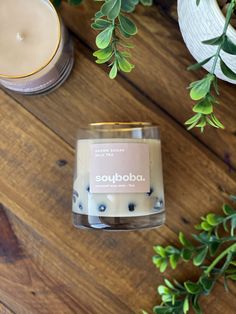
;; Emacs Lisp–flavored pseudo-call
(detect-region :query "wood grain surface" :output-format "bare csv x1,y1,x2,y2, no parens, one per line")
0,1,235,313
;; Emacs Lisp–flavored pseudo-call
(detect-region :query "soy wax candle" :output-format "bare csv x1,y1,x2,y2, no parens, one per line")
0,0,74,95
72,123,165,230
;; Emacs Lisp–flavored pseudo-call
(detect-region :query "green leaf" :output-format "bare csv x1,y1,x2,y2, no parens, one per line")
187,56,213,71
193,99,213,115
153,306,172,314
208,241,220,256
202,35,223,45
109,62,118,79
211,114,224,129
189,76,213,100
95,10,104,19
160,260,168,273
118,25,131,38
223,204,235,216
183,296,189,314
227,274,236,280
121,0,139,13
206,213,223,226
107,0,121,20
185,113,201,125
152,256,163,267
93,45,113,59
164,279,175,290
192,296,202,314
101,0,116,16
117,54,134,72
181,248,192,261
184,281,202,294
153,245,166,257
95,26,114,49
179,232,193,249
200,276,215,293
220,59,236,80
158,285,170,295
222,36,236,55
91,19,112,30
230,216,236,236
200,221,212,231
193,247,208,266
169,254,179,269
95,54,112,64
118,14,137,35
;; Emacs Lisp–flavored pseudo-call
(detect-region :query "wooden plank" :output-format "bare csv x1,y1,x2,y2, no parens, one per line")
59,1,236,169
0,93,235,313
0,303,14,314
0,205,82,313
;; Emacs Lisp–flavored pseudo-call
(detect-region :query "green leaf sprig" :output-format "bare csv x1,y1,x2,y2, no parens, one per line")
148,199,236,314
92,0,152,78
185,0,236,132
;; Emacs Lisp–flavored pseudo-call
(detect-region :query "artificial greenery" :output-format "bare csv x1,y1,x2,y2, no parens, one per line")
56,0,236,131
185,0,236,132
143,197,236,314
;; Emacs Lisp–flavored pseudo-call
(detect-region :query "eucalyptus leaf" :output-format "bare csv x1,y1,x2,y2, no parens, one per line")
220,59,236,80
202,35,223,45
193,247,208,266
93,45,113,59
91,19,112,30
95,26,114,49
222,36,236,55
109,62,118,79
107,0,121,20
118,14,137,35
187,56,213,71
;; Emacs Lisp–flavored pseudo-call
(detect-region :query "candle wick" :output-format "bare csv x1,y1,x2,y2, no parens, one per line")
16,32,24,42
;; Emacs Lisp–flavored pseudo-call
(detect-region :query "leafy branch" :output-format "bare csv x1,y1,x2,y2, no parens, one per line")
145,198,236,314
185,0,236,132
92,0,152,79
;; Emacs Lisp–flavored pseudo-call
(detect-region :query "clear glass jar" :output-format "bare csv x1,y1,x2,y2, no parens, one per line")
0,1,74,95
72,122,165,231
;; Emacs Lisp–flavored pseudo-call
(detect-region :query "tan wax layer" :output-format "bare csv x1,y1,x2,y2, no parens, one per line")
0,0,60,77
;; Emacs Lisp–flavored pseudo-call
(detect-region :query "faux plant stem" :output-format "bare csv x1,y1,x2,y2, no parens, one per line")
205,243,236,275
210,0,235,73
186,0,236,131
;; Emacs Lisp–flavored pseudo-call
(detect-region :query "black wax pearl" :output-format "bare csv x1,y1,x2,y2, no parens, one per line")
73,190,79,203
98,204,106,212
128,203,136,212
147,187,153,196
73,190,79,197
86,186,90,193
154,199,164,210
78,203,83,210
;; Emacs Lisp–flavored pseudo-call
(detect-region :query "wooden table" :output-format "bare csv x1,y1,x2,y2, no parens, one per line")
0,1,235,313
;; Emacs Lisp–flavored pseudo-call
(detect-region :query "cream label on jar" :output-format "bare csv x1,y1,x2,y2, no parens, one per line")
90,143,150,193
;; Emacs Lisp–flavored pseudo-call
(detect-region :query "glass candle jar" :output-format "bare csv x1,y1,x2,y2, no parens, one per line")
72,122,165,231
0,0,74,95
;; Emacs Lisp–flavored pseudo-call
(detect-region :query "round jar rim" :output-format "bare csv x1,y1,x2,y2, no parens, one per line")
89,122,159,131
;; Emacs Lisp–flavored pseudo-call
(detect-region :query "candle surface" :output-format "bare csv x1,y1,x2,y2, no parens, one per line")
0,0,60,77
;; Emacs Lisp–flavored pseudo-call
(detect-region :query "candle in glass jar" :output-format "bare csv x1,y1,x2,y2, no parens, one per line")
0,0,74,95
72,123,165,231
